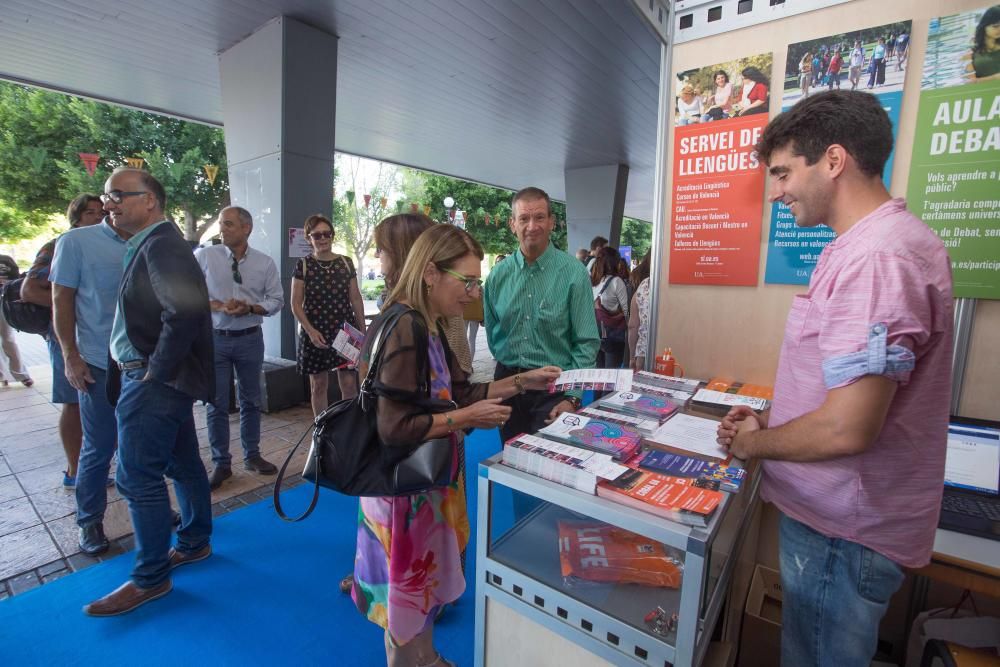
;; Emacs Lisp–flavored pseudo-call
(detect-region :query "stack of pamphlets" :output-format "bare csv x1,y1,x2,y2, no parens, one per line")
631,371,702,405
596,469,723,527
579,406,661,435
537,412,642,461
691,388,769,414
643,413,731,462
502,434,628,494
592,391,680,423
633,450,746,493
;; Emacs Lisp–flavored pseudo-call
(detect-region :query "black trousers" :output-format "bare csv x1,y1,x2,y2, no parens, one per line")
494,362,569,443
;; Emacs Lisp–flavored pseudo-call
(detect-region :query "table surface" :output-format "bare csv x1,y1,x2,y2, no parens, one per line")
931,528,1000,577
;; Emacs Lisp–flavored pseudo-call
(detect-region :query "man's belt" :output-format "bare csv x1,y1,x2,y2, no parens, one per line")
118,359,147,371
214,326,261,338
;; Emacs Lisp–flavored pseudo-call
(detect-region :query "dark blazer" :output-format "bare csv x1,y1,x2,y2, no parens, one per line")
108,222,214,404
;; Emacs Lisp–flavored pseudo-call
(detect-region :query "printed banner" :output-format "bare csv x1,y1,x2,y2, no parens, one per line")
764,21,913,284
669,53,773,286
907,6,1000,300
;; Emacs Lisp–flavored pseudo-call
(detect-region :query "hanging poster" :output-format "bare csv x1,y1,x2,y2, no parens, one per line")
287,228,313,258
764,20,913,285
669,53,773,286
907,5,1000,300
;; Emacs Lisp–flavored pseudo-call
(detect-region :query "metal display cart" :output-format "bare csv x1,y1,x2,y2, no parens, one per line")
473,453,761,666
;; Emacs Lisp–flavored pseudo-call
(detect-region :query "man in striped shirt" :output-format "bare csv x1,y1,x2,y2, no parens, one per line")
484,187,600,443
717,91,953,666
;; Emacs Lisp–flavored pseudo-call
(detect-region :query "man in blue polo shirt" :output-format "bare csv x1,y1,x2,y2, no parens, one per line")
194,206,284,489
50,214,131,554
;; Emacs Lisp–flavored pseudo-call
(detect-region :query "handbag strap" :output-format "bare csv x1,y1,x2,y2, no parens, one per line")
272,422,319,522
595,276,624,316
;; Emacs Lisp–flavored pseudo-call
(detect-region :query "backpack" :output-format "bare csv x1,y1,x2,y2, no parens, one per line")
0,277,51,335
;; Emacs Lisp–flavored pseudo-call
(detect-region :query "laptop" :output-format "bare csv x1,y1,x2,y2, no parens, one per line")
938,415,1000,541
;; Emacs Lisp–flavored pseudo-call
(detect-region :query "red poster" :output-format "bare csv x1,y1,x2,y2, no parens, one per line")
668,114,768,286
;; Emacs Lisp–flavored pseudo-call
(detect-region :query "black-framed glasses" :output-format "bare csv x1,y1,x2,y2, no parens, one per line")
309,231,333,240
100,190,148,205
440,266,483,293
231,257,243,285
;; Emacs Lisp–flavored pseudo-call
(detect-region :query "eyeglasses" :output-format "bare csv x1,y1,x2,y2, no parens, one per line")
100,190,148,205
308,231,333,240
231,257,243,285
440,266,483,293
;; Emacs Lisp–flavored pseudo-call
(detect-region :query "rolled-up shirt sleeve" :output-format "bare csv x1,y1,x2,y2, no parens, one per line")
818,252,941,390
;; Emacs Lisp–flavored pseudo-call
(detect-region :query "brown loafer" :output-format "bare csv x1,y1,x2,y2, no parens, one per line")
83,579,172,616
168,544,212,569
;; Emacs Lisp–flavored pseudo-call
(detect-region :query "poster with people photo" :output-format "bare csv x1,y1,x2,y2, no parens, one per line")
669,53,772,286
763,21,913,285
908,5,1000,299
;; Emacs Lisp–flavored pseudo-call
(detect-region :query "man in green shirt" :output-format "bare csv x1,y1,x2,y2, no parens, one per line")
484,186,600,443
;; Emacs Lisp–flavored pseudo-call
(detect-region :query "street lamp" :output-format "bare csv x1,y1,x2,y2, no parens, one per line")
443,196,455,223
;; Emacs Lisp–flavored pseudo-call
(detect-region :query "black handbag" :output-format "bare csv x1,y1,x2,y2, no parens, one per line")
273,305,458,522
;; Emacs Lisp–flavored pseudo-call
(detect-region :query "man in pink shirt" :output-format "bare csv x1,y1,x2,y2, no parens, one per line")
718,90,953,666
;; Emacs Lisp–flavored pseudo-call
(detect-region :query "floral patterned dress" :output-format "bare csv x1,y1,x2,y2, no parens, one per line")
352,322,479,645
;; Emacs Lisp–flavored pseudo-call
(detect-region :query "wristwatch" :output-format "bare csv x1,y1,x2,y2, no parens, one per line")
564,395,582,410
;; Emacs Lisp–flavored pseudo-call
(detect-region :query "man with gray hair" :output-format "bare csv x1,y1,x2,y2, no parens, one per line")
194,206,284,489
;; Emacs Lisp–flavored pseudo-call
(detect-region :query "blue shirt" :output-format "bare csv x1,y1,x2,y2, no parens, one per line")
194,244,284,330
50,221,128,369
110,221,168,364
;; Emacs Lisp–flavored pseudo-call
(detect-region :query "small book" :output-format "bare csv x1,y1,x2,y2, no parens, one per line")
629,381,696,406
579,406,661,434
502,434,627,494
634,371,701,394
594,391,680,421
643,413,731,462
636,450,746,493
691,388,769,413
537,412,642,461
596,469,723,527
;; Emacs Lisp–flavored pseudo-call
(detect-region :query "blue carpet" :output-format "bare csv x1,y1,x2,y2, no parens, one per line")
1,428,505,666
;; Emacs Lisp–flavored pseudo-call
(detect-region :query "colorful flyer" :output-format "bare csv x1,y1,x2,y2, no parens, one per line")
907,6,1000,300
764,21,912,285
669,53,773,286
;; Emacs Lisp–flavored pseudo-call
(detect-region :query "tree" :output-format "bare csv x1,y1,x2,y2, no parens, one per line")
333,155,401,277
0,82,229,243
416,174,569,255
620,217,653,261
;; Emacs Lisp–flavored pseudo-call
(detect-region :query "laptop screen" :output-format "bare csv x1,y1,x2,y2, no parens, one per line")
945,418,1000,496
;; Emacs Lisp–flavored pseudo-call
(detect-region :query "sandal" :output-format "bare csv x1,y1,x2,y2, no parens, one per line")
21,378,33,387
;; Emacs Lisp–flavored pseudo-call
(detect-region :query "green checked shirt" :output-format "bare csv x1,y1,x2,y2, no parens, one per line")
484,243,600,375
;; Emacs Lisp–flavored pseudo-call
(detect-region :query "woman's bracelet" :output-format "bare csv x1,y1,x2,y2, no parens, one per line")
513,374,525,395
445,413,456,433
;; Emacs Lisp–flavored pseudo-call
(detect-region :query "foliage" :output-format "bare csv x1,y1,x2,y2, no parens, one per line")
415,174,569,255
360,279,386,300
619,217,653,261
0,82,229,243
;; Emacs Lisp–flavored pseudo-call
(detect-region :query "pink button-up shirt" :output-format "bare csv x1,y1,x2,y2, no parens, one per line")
761,198,954,568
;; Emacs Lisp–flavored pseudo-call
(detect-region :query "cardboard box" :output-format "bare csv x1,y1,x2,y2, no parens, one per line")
738,565,783,667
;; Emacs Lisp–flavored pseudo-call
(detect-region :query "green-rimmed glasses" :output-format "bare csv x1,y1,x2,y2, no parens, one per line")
439,266,483,293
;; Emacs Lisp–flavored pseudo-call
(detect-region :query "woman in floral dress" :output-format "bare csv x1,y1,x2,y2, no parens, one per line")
351,224,559,667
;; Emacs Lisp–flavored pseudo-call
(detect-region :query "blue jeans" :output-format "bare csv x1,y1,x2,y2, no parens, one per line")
76,364,117,527
779,513,904,667
207,330,264,466
116,370,212,588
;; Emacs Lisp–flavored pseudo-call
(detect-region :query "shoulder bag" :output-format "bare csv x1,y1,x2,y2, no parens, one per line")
273,304,457,521
594,277,627,343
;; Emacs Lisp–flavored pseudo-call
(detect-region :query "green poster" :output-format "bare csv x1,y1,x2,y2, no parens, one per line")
908,7,1000,300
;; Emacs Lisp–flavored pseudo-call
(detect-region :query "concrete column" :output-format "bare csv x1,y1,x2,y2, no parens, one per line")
219,17,337,360
564,164,629,256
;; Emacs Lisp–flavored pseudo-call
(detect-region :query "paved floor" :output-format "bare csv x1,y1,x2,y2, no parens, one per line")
0,325,495,600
